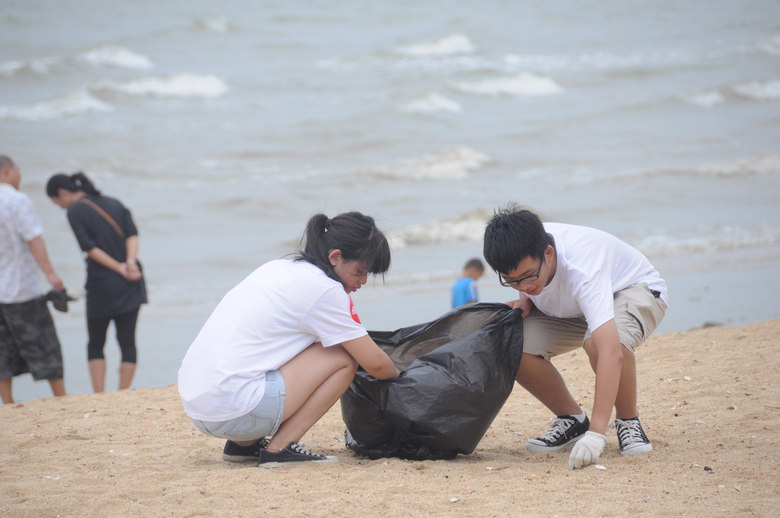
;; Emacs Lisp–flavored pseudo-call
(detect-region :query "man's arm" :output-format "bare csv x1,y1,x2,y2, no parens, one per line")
28,235,64,291
588,319,623,434
569,318,623,469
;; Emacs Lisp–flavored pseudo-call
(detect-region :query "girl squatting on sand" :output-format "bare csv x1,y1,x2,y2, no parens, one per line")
178,212,400,467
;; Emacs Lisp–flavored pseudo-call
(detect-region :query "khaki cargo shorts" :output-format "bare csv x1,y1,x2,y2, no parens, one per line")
521,283,667,360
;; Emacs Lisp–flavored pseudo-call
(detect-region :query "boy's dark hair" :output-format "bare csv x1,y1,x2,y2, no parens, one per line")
483,205,550,274
296,211,391,283
463,258,484,272
46,172,101,197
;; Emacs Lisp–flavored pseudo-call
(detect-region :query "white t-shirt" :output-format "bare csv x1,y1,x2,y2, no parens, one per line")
528,222,668,333
0,184,44,303
178,259,368,422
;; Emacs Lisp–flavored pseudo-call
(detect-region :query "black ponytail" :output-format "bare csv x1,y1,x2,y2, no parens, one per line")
295,212,391,282
46,171,101,197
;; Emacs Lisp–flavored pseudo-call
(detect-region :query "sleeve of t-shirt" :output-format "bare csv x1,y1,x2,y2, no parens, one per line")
120,204,138,237
469,281,479,302
302,287,368,347
14,193,43,241
575,274,616,332
66,205,97,252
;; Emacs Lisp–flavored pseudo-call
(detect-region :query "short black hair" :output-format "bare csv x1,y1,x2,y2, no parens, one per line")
483,204,549,274
463,258,484,271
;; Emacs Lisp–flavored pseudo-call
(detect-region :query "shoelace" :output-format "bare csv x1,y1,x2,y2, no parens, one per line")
289,442,323,457
543,417,575,442
616,419,644,444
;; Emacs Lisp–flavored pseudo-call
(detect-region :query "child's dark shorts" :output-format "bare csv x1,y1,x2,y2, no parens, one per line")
0,297,64,381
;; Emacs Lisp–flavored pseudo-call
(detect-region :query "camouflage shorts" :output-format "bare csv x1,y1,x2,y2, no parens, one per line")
0,297,64,381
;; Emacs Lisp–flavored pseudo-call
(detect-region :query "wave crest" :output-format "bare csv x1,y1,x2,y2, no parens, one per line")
79,46,153,70
365,147,489,180
394,34,476,57
454,73,563,96
731,79,780,101
389,209,492,247
400,93,462,114
94,74,228,98
0,89,112,121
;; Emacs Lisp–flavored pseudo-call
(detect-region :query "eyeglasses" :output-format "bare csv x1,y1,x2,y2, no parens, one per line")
499,257,544,287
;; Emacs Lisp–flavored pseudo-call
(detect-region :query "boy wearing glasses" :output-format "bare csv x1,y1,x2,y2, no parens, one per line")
482,205,667,470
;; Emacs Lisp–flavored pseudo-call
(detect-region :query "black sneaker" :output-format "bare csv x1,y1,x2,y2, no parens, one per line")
259,442,338,468
615,417,653,456
526,415,590,452
222,438,268,462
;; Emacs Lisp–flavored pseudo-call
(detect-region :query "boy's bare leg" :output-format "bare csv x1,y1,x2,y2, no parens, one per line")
613,350,638,419
584,339,638,419
515,352,582,416
0,378,14,404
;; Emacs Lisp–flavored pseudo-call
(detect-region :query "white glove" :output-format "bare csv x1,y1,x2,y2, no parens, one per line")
568,431,606,470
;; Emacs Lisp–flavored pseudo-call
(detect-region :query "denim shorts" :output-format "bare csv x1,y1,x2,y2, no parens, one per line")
191,370,286,442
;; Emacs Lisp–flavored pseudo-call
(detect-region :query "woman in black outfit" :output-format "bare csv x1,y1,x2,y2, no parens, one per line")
46,172,147,393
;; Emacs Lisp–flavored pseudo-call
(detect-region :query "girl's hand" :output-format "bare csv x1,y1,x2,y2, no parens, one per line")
125,260,142,281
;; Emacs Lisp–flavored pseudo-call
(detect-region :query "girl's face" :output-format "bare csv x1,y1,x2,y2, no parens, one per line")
329,249,369,293
49,188,77,209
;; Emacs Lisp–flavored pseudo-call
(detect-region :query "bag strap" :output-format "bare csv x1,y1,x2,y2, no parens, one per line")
77,198,125,239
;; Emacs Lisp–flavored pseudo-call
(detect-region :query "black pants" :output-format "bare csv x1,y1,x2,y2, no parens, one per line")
87,308,140,363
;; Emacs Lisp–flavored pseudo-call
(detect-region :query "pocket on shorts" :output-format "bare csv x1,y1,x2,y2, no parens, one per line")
615,284,666,351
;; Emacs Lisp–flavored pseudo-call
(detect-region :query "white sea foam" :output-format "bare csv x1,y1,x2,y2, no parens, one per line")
635,222,780,258
730,79,780,101
394,34,476,57
503,48,698,73
0,89,112,121
366,147,489,180
680,89,725,108
79,46,153,70
454,73,563,96
94,74,228,98
400,93,462,114
0,56,60,76
389,209,493,247
756,33,780,56
693,152,780,176
197,15,230,33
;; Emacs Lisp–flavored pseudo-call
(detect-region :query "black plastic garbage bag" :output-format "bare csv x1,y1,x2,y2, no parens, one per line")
341,303,523,460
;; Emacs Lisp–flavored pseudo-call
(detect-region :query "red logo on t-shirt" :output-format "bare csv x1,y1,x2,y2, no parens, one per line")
349,297,361,324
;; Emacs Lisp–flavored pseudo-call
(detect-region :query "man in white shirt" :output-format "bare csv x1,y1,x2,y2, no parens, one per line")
0,155,67,403
483,205,667,470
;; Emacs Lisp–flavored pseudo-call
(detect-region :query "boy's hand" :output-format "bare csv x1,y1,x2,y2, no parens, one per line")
568,431,606,470
506,297,532,317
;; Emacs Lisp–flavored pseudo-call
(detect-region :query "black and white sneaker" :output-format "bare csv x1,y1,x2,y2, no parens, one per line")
222,438,268,462
615,417,653,456
259,442,337,468
526,415,590,452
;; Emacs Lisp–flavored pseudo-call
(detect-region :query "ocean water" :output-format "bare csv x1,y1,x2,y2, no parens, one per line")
2,1,779,402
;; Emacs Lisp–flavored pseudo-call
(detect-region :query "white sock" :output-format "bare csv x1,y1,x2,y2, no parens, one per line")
572,411,587,423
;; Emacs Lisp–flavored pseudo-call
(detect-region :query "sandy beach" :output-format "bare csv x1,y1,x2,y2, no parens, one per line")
1,319,778,517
